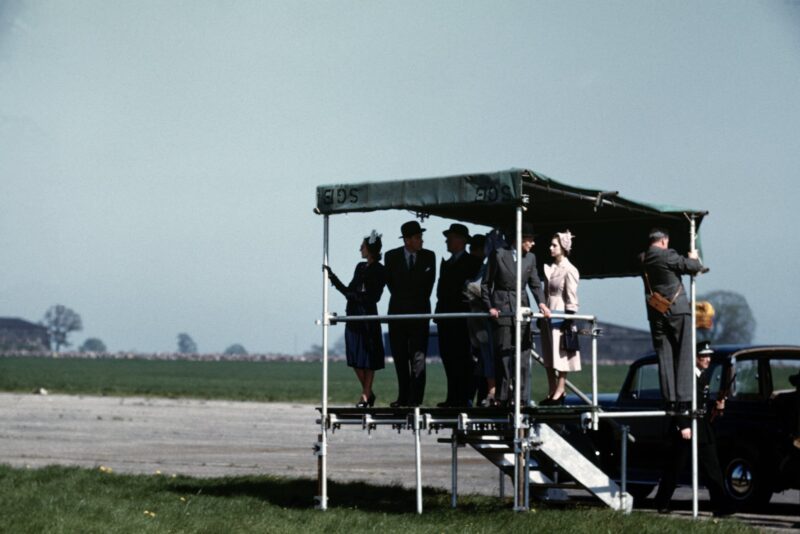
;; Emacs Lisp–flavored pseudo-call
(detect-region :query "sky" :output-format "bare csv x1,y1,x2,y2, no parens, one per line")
1,1,799,354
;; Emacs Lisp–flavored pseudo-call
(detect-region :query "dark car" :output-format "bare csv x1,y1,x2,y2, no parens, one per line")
592,345,800,509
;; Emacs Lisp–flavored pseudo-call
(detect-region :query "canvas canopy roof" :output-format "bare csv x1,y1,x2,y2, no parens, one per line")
315,169,707,279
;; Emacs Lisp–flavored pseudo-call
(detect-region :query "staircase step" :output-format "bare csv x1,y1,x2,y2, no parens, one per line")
532,423,632,512
462,424,632,513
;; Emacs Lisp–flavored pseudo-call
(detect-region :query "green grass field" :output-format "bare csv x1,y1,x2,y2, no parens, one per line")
0,465,752,534
0,356,629,404
0,357,672,532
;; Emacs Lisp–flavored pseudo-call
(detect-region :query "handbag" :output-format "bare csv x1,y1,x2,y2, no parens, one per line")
560,320,580,353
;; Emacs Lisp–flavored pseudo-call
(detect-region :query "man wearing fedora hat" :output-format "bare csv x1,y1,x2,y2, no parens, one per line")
384,220,437,407
481,222,550,406
435,223,482,407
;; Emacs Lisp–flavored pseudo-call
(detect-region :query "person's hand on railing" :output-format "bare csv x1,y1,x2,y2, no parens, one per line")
489,308,500,319
539,303,552,318
322,265,344,291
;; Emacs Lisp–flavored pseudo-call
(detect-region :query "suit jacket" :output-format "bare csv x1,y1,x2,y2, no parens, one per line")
481,246,546,326
384,247,436,314
641,246,703,319
435,252,482,314
543,258,580,313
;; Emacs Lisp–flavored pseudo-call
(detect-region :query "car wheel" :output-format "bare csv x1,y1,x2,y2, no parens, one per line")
721,451,772,510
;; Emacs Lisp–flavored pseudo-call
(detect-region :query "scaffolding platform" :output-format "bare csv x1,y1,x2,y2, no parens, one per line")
319,405,597,431
313,169,707,516
315,403,632,514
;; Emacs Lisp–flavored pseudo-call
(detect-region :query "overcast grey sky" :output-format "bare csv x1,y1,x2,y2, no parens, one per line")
1,1,799,354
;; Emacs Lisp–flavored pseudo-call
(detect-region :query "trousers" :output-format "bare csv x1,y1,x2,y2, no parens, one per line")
492,320,532,404
649,313,693,402
388,320,429,405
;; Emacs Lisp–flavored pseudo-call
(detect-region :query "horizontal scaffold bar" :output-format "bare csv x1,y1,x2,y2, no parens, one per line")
317,405,601,431
595,410,669,419
328,311,598,323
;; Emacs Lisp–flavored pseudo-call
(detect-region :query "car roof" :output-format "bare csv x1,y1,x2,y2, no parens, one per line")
632,344,800,366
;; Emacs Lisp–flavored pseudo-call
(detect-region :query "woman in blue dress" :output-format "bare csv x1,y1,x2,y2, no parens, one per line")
325,230,386,407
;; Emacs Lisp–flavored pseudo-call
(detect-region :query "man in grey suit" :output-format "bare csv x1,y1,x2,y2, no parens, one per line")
384,220,436,407
641,227,705,407
481,223,551,406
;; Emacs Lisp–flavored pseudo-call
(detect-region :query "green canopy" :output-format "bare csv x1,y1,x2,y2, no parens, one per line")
316,169,706,279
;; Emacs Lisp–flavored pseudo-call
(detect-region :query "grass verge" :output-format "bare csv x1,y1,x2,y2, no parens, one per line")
0,465,753,534
0,357,629,404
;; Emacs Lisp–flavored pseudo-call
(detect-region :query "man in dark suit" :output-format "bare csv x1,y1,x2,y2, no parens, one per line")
435,223,482,407
655,342,732,516
384,220,436,407
481,223,550,406
641,228,705,406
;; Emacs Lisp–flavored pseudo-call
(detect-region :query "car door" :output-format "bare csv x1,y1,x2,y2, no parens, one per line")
714,349,800,505
717,354,764,440
614,359,670,479
764,353,800,490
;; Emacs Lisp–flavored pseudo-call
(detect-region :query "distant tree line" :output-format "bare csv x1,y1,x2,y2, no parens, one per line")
20,290,759,358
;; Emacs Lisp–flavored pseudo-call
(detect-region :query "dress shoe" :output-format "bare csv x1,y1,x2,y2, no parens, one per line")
355,397,369,408
389,400,406,408
368,392,376,407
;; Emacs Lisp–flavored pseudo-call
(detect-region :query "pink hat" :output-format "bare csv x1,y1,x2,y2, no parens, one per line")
556,231,574,254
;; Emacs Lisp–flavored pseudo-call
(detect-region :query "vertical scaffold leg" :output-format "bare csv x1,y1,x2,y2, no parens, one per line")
514,428,527,511
314,432,327,510
451,428,458,508
524,426,531,510
499,468,505,499
414,407,423,514
621,425,630,513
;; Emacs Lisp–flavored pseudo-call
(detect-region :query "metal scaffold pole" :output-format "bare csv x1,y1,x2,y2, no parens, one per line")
689,215,699,519
451,428,458,508
414,407,423,514
592,318,599,430
513,204,525,511
316,214,330,510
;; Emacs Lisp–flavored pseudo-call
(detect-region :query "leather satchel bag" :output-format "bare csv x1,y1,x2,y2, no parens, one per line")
643,271,681,315
647,291,673,314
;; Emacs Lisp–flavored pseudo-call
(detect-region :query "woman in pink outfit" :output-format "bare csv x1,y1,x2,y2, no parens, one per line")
540,231,581,405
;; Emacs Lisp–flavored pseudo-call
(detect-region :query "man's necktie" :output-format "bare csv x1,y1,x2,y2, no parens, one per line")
408,254,415,270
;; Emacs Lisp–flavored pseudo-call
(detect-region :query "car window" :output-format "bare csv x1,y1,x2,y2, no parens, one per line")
769,358,800,394
732,358,760,399
706,362,724,397
629,362,662,400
